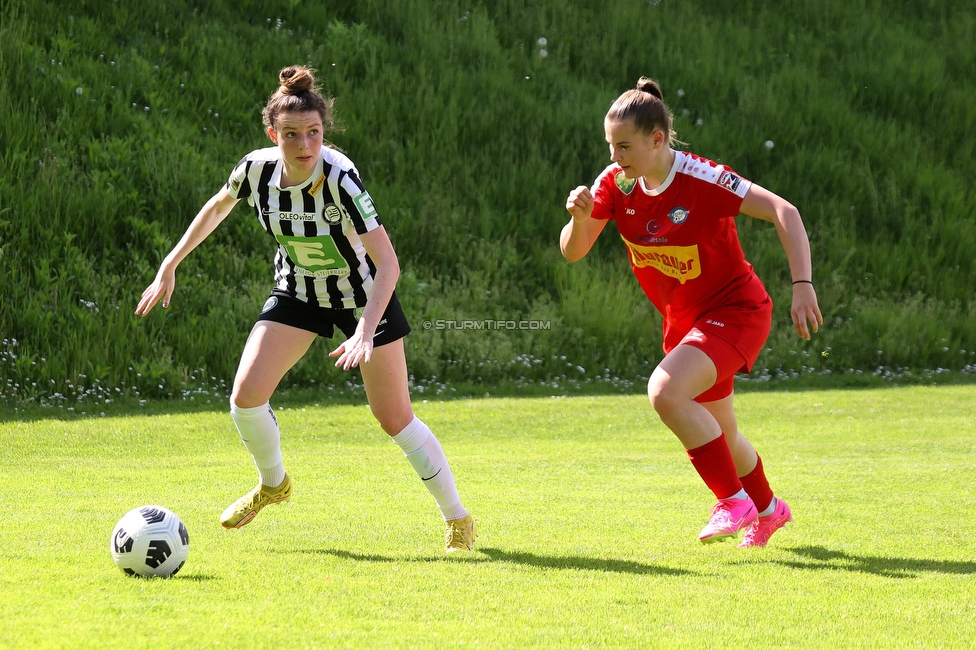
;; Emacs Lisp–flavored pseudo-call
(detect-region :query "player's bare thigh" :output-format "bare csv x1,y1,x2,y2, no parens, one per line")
232,321,317,408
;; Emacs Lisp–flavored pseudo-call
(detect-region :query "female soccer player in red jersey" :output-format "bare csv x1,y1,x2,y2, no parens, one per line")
561,77,823,547
135,66,476,553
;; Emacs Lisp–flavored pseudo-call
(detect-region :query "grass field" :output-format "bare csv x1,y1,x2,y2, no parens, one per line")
2,386,975,648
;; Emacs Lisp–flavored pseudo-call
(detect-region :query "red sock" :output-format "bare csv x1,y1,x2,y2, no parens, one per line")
739,454,774,513
686,434,742,500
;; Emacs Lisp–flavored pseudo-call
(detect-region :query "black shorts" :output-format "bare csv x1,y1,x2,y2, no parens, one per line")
255,290,411,347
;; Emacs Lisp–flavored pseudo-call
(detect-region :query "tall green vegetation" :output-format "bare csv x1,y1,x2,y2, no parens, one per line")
1,0,974,405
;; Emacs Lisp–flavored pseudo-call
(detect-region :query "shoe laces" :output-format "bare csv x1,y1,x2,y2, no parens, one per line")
708,501,734,526
740,520,761,544
445,521,467,548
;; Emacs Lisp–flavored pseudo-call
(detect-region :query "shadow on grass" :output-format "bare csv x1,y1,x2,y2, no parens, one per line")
770,545,976,578
176,572,221,582
290,547,695,576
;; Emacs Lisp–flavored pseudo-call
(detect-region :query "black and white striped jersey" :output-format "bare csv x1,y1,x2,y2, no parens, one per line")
225,146,383,309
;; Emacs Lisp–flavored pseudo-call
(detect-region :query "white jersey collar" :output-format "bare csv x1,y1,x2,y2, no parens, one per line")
638,149,680,196
270,152,324,191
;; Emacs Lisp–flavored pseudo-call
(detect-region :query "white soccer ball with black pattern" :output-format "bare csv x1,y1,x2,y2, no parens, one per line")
110,505,189,577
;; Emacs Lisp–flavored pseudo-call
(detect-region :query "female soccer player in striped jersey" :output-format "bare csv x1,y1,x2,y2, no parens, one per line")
561,77,822,547
136,65,477,553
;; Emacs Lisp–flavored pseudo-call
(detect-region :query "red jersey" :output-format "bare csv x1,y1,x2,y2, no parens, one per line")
590,150,769,341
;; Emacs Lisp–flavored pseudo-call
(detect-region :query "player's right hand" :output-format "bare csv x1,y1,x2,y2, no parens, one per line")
566,185,594,221
134,266,176,316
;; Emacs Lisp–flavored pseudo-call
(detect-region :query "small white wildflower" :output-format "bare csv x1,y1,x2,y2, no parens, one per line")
75,87,83,95
764,140,774,149
539,49,548,58
537,37,547,46
676,88,685,97
695,117,703,126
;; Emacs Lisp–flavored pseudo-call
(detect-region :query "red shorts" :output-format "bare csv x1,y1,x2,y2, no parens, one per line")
663,298,772,403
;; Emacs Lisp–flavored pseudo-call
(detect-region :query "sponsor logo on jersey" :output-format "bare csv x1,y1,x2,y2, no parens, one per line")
274,211,318,222
622,239,701,284
668,206,689,224
323,203,343,224
293,267,349,277
261,296,278,313
705,319,726,328
308,173,326,196
276,235,350,276
646,220,661,235
353,191,377,219
614,171,636,195
718,170,742,193
229,178,241,193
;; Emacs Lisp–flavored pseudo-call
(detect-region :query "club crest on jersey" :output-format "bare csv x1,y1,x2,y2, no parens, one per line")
323,203,343,224
718,170,742,193
614,171,636,195
668,206,689,224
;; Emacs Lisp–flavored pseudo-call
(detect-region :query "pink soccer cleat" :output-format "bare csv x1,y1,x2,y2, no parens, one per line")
738,498,792,548
698,497,758,543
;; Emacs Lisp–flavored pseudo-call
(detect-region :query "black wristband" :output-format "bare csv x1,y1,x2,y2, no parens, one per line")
792,280,813,285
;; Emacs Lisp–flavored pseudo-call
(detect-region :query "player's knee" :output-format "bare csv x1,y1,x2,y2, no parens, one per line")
230,383,269,410
371,404,414,436
647,376,682,419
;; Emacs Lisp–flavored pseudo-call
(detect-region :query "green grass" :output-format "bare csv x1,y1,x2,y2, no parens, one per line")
2,387,975,648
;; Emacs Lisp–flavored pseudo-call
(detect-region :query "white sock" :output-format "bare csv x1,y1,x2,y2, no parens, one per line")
392,416,468,521
758,496,778,518
727,488,749,500
230,401,286,488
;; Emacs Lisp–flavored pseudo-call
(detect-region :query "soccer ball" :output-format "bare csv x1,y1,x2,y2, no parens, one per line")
110,505,189,577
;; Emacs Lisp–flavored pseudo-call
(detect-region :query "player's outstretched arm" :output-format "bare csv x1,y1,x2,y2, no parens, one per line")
135,186,239,316
561,185,608,262
740,183,823,340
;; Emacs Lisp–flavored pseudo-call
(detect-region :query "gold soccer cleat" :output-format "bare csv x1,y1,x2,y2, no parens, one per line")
220,473,293,529
445,514,478,553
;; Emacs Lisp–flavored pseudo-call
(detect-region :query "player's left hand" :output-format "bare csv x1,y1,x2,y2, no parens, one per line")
329,323,374,370
791,282,823,340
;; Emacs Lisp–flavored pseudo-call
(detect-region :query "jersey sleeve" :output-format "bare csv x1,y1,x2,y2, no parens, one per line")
225,155,252,200
589,164,620,221
337,166,383,235
710,165,752,215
